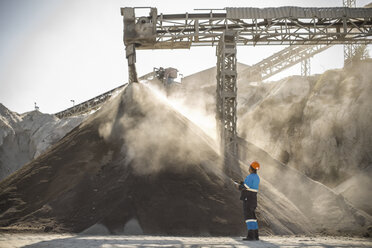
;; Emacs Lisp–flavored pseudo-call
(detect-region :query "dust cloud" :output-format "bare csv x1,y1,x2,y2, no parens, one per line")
96,82,221,176
238,60,372,215
148,82,217,141
162,61,372,235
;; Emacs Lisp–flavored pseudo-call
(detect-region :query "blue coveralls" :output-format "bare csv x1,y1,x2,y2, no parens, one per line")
240,173,260,231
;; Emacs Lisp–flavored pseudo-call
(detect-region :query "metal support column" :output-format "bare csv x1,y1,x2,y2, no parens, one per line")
343,0,356,8
216,30,238,175
344,44,358,66
343,0,358,67
301,57,310,76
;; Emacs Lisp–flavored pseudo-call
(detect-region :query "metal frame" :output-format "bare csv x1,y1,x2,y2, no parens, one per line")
54,72,156,119
55,84,127,119
343,0,356,8
55,6,372,172
139,6,371,170
343,0,361,66
216,31,238,171
55,43,332,119
301,57,311,76
132,7,372,49
240,45,330,82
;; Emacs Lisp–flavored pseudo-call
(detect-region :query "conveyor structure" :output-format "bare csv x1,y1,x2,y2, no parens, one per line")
239,44,331,82
54,6,372,174
120,6,372,173
54,44,333,119
55,84,127,119
54,67,179,119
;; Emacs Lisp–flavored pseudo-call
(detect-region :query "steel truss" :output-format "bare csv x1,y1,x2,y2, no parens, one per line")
135,7,372,49
343,0,356,8
54,84,127,119
54,72,156,119
216,31,238,173
240,45,330,82
301,57,311,76
344,43,358,64
343,0,364,66
119,6,372,171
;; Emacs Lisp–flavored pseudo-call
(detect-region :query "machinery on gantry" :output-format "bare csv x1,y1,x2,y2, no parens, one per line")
121,6,372,174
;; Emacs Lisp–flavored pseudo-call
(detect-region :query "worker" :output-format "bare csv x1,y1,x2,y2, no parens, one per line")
238,161,260,241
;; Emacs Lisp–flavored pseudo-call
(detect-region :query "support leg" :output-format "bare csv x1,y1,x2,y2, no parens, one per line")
301,57,310,76
216,31,239,177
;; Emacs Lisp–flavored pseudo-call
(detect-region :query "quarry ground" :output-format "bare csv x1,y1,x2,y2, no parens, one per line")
0,234,371,248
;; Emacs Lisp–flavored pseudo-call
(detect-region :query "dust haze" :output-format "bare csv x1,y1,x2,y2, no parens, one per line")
238,60,372,215
96,82,221,176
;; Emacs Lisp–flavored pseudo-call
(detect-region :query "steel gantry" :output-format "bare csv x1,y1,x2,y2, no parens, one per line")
120,6,372,173
120,6,372,174
122,7,372,49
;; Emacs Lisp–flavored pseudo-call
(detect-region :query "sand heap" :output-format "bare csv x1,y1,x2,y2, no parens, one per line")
0,83,315,236
0,104,83,181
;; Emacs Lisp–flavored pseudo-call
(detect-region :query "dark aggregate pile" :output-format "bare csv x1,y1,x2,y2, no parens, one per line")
0,84,245,235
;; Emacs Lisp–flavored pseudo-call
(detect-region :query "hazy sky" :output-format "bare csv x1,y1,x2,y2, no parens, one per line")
0,0,371,114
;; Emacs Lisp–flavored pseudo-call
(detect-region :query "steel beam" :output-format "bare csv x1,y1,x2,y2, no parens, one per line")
216,31,238,175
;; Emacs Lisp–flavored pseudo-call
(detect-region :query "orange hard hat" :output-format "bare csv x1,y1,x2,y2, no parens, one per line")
250,161,260,170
